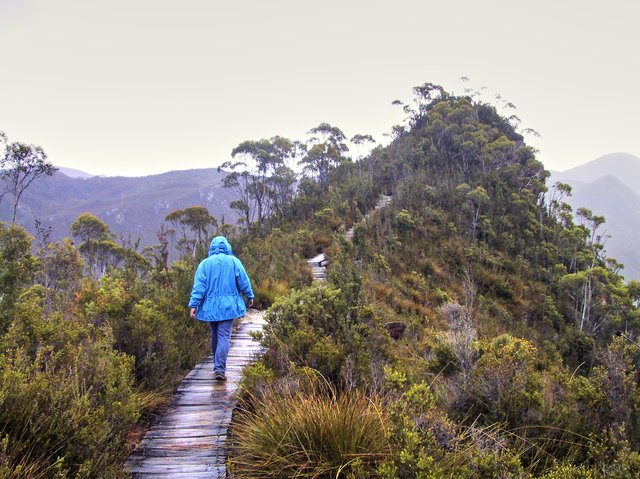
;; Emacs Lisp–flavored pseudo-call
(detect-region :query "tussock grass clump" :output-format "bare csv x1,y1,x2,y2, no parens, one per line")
229,389,390,478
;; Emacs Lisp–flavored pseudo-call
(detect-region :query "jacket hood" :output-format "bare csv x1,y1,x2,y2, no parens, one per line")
208,236,233,256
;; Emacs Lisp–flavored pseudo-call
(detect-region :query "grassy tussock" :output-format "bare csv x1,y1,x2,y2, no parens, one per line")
229,389,390,478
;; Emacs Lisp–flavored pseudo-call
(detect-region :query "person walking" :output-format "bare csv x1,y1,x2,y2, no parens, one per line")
189,236,254,381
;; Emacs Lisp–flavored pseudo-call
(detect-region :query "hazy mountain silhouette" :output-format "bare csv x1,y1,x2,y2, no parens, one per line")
572,176,640,279
552,153,640,195
0,168,237,249
57,166,95,179
548,153,640,280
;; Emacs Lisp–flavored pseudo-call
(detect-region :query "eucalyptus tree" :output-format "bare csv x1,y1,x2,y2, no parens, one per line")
299,123,349,191
218,163,253,227
165,206,217,258
0,133,57,222
547,182,573,224
266,136,301,219
70,213,121,279
350,134,376,160
143,224,172,271
220,136,300,229
557,207,614,333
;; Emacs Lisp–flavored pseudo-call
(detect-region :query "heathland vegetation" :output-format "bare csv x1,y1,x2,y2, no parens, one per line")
1,83,640,478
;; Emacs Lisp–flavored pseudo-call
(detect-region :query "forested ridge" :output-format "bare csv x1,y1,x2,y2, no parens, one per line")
1,84,639,478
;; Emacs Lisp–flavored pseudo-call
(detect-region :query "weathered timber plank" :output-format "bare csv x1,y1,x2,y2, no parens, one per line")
173,389,239,401
161,403,233,413
137,435,226,448
161,404,235,413
129,447,226,459
128,460,222,473
154,417,232,429
134,471,225,479
155,411,232,424
141,426,228,439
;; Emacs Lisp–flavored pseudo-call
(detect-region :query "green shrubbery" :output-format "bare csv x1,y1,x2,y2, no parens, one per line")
235,228,313,308
260,282,380,386
0,223,35,335
76,270,207,389
0,220,212,478
237,244,640,478
0,288,139,478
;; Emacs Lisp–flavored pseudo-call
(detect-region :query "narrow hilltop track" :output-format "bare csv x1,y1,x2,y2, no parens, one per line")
345,194,392,241
126,309,266,478
308,194,393,279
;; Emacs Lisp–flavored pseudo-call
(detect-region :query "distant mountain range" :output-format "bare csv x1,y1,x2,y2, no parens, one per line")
0,168,237,249
549,153,640,281
2,157,638,280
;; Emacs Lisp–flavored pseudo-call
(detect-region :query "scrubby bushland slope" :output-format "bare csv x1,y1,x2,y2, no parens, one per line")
230,85,640,478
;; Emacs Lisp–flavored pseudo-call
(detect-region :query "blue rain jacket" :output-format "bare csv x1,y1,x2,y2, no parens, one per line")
188,236,254,321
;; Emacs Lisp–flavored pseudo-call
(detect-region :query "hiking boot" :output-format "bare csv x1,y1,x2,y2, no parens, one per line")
214,371,227,382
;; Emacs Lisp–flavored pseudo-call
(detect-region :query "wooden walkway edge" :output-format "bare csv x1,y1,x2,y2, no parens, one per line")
125,309,266,478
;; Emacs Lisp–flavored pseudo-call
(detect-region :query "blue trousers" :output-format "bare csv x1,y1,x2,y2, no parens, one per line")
209,319,234,373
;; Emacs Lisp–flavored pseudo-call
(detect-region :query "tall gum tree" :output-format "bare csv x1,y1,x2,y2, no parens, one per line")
165,206,217,259
299,123,349,191
70,213,122,279
220,136,300,230
0,133,57,222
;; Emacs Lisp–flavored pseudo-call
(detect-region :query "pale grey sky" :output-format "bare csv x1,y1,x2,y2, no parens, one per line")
1,0,638,177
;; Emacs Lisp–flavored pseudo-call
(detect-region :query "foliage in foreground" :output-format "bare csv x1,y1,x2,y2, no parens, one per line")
241,286,640,477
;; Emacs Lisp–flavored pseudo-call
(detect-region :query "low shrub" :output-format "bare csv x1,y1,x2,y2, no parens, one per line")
253,278,290,308
538,464,596,479
229,388,390,478
0,288,139,479
262,284,368,383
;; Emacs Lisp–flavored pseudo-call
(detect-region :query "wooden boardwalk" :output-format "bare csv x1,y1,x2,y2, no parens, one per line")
126,309,266,478
306,252,328,280
126,196,393,477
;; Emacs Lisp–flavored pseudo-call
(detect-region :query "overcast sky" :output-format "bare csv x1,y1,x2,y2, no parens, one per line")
1,0,638,177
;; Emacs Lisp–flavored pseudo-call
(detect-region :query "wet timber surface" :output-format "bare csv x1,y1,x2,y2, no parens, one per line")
126,309,266,478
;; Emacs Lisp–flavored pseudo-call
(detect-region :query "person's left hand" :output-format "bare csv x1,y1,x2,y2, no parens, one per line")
190,308,196,318
248,298,254,308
